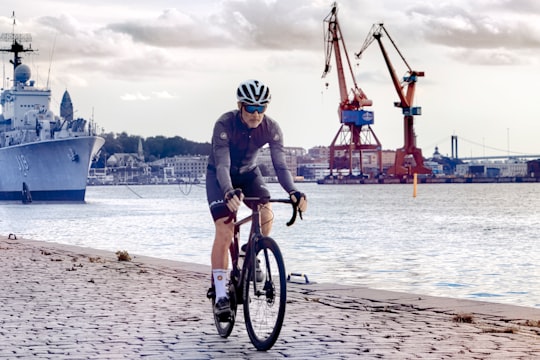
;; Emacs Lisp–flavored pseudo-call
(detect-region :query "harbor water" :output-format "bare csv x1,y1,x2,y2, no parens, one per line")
1,182,538,308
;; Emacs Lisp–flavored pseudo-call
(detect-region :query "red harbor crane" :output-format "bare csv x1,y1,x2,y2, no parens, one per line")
356,24,431,177
322,3,382,179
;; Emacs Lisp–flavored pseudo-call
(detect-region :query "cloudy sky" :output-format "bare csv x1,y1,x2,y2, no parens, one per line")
2,0,539,158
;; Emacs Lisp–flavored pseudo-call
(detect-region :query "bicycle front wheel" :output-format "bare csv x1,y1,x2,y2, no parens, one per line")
243,237,287,351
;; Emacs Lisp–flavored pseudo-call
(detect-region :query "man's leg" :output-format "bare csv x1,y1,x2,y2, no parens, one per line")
211,218,233,301
211,218,233,270
206,169,235,316
260,203,273,236
210,218,234,317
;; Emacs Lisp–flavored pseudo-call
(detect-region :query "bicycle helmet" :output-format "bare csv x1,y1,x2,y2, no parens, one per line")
236,79,271,105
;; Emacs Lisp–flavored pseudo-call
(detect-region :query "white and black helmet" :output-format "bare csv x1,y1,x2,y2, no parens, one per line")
236,79,271,105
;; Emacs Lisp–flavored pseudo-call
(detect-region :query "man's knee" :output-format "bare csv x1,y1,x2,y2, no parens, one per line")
215,218,234,242
260,204,274,236
261,204,273,222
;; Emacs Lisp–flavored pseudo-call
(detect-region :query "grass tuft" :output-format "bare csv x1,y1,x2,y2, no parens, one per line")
453,313,474,323
116,250,132,262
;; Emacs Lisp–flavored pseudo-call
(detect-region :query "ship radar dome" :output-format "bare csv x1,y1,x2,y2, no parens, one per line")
14,64,31,84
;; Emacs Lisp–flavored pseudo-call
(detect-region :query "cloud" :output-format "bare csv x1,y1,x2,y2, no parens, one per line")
8,1,375,85
104,0,326,51
107,8,232,48
9,0,540,83
215,0,324,50
409,2,540,50
38,13,81,37
449,48,524,66
152,90,177,99
120,92,151,101
401,1,540,66
29,14,140,63
120,91,177,101
12,13,196,82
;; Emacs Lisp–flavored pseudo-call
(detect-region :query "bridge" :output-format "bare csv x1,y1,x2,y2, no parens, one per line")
457,154,540,161
448,135,539,162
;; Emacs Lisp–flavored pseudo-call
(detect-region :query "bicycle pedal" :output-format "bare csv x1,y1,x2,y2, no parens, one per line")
217,311,234,322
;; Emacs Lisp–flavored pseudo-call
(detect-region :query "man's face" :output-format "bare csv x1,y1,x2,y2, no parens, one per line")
239,103,267,129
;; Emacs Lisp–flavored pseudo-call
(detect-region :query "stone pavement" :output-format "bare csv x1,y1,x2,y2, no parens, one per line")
1,235,539,359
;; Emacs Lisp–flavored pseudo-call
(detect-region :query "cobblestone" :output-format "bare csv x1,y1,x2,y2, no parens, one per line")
1,236,540,359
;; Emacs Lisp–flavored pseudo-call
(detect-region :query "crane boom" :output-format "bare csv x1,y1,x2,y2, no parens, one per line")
322,3,371,110
322,10,348,104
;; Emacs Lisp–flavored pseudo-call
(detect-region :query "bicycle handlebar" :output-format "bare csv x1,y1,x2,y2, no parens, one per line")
265,197,303,227
225,196,303,227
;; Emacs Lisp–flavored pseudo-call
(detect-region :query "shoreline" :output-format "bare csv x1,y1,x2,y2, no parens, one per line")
85,176,540,186
1,234,540,358
3,234,540,313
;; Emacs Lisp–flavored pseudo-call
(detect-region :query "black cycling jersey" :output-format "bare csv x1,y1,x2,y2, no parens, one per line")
207,110,296,196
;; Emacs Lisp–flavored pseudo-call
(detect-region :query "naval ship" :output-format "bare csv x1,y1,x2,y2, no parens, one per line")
0,29,104,202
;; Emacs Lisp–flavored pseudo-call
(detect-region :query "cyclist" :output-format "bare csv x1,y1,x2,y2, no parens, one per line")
206,79,307,319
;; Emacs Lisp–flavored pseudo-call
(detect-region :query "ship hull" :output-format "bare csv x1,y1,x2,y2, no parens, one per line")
0,136,105,202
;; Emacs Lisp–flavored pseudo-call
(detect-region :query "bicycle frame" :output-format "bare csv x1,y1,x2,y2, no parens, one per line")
230,197,297,302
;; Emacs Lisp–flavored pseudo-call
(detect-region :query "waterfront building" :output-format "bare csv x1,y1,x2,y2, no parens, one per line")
255,147,299,178
456,160,528,177
297,162,331,181
149,155,208,183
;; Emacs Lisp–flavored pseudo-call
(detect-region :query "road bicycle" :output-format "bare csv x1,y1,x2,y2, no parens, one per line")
207,195,301,351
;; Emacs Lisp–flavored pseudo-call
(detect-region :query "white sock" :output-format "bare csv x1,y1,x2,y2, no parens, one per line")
212,269,228,300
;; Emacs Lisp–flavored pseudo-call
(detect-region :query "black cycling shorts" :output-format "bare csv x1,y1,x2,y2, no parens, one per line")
206,167,270,221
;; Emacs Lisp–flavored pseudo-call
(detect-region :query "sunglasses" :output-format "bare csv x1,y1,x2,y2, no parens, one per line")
243,104,266,114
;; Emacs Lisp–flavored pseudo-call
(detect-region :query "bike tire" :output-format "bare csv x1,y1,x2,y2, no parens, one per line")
243,237,287,351
212,283,237,338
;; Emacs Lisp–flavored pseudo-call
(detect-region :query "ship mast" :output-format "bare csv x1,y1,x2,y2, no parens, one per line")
0,12,34,73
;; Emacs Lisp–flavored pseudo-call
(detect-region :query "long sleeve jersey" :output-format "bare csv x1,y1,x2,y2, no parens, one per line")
207,110,296,195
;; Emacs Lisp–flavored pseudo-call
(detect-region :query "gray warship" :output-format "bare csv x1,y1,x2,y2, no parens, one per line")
0,27,104,202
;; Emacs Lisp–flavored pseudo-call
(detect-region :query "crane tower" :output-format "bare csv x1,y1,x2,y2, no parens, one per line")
356,24,431,177
322,3,382,180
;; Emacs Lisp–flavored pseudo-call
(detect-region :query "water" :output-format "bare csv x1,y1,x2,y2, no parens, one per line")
1,182,538,308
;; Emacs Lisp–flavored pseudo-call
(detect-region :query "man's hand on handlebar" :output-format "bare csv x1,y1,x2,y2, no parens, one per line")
225,188,244,213
289,191,307,213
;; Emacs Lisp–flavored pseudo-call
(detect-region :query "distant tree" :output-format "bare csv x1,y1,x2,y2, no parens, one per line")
102,132,122,155
144,136,166,159
116,132,140,153
98,133,211,164
163,136,186,157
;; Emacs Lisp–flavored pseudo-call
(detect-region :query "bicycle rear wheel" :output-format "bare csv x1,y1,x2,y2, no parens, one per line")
243,237,287,350
212,283,237,337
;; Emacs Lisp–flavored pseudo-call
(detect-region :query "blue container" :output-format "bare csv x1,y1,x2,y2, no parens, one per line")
402,107,422,116
341,110,374,125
